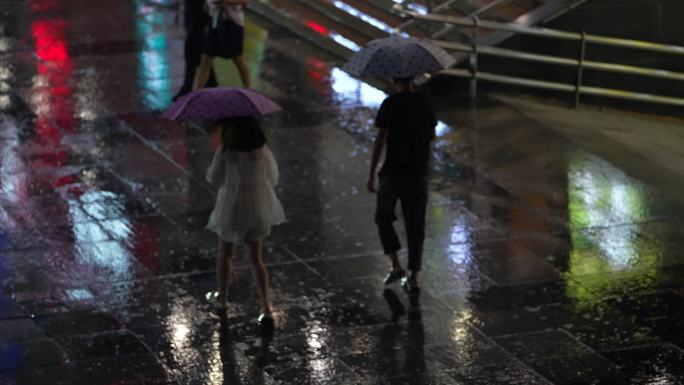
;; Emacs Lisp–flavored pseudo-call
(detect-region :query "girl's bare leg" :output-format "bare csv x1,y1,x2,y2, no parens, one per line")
193,54,214,90
217,239,235,307
247,239,272,314
232,55,251,88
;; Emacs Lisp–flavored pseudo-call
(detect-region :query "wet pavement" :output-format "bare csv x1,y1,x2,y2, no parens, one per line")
2,1,684,384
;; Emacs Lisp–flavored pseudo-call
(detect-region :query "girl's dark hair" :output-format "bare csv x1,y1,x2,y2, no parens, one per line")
393,77,414,86
216,116,267,152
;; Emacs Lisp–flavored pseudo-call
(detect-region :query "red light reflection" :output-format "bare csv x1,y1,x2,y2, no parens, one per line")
305,20,330,36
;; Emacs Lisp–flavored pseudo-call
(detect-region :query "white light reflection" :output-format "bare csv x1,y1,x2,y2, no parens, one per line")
332,1,409,37
447,217,472,266
69,190,133,280
0,117,28,203
0,95,11,109
75,69,104,122
167,298,194,367
406,3,428,14
29,74,53,116
330,33,361,52
391,0,429,14
305,320,332,375
331,67,386,107
0,37,11,52
0,66,12,81
435,121,451,137
173,322,190,345
207,330,223,384
568,155,640,270
32,73,49,87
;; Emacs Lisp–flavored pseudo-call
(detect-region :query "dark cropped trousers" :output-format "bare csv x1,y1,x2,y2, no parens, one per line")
375,176,428,272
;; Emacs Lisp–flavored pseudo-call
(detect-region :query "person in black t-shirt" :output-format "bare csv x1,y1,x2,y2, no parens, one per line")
367,77,437,294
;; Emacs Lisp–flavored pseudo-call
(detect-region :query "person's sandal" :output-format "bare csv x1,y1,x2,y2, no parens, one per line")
383,269,406,285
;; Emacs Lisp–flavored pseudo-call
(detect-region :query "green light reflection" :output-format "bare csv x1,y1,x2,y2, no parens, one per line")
566,152,659,309
135,0,171,110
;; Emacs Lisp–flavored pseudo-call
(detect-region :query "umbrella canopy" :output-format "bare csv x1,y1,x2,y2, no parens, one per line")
163,87,281,121
343,36,455,79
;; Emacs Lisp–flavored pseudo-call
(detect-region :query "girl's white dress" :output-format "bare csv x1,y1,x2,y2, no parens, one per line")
206,145,286,242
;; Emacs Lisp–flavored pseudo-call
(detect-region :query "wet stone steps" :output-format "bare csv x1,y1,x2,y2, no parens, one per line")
250,0,575,62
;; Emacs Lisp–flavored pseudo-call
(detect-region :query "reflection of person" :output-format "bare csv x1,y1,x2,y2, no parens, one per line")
193,0,251,90
174,0,218,100
377,299,425,379
206,117,285,325
218,313,271,384
367,77,437,294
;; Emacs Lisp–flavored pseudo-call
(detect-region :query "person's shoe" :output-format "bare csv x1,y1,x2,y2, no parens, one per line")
400,277,420,294
383,269,406,285
206,291,228,310
258,313,275,330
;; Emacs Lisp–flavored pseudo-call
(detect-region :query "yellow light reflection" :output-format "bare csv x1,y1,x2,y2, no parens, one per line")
565,152,659,308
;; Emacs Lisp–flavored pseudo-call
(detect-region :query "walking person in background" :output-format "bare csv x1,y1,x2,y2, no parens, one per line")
193,0,251,90
367,77,437,295
173,0,218,100
206,116,285,327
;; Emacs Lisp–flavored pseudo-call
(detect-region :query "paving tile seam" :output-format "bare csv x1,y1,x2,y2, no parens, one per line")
280,245,324,278
121,124,212,191
603,342,684,356
459,318,557,385
98,165,184,232
295,250,387,262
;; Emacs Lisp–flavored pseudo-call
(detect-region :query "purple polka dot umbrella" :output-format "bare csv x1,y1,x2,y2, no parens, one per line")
163,87,282,121
342,36,455,79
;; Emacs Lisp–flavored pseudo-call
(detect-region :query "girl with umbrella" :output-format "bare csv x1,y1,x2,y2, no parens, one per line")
206,116,285,325
164,88,284,327
193,0,251,90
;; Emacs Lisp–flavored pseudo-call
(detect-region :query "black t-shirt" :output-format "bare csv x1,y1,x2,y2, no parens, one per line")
375,91,437,178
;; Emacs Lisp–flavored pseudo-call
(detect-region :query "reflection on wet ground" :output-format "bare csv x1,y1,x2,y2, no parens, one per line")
2,1,684,384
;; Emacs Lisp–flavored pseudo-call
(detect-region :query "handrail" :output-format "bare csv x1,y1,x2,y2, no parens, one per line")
442,69,684,107
431,0,514,39
394,0,459,33
397,6,684,109
433,40,684,82
401,9,684,55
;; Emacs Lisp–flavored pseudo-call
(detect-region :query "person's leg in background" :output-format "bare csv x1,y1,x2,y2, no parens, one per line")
174,0,217,99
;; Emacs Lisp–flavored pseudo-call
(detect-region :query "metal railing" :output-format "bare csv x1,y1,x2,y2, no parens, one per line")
398,8,684,108
395,0,513,38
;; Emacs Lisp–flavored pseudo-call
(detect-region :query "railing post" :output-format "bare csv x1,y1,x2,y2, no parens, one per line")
574,30,587,108
470,16,479,100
